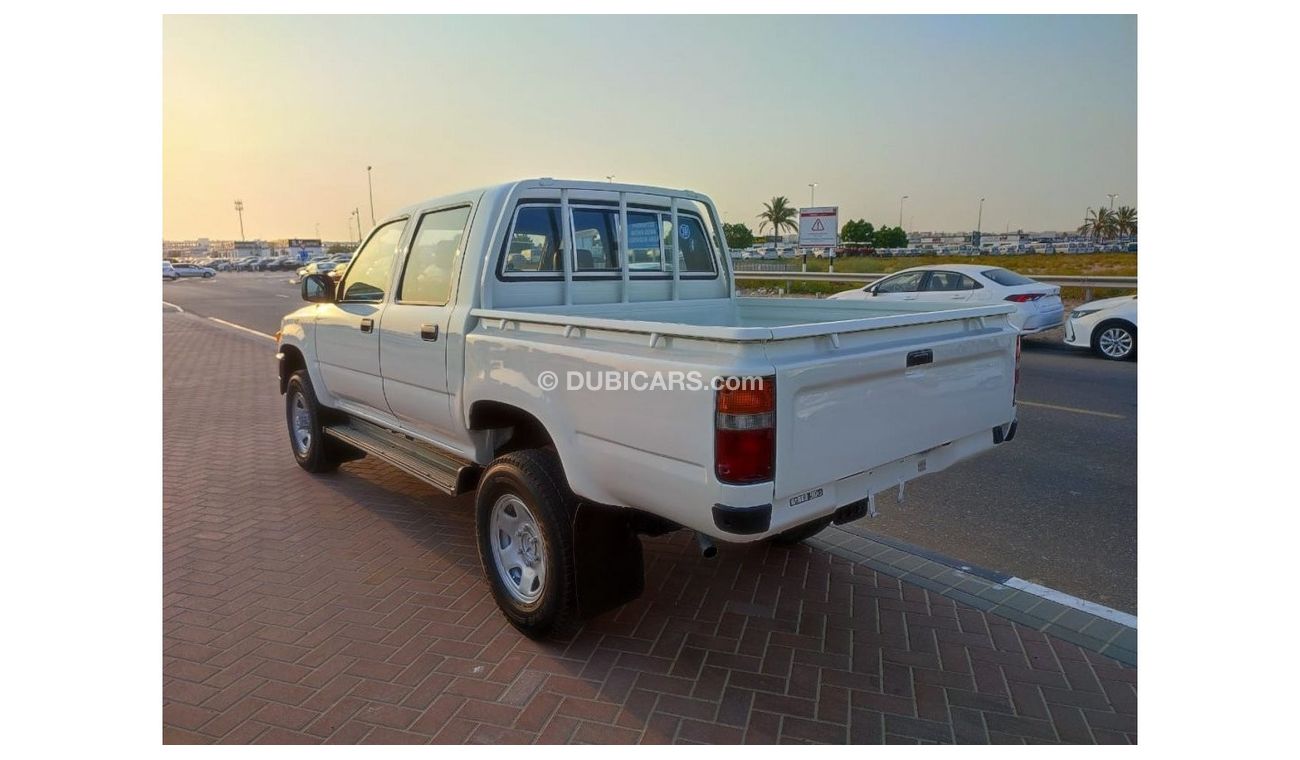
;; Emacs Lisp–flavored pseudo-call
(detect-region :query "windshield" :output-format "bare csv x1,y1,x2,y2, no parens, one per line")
980,268,1035,286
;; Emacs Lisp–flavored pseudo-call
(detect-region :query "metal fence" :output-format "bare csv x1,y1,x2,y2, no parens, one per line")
730,259,1137,292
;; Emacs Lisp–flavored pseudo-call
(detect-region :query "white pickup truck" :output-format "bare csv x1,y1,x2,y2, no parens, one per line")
277,178,1021,636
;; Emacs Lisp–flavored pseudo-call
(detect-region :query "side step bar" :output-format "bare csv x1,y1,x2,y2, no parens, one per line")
323,418,480,496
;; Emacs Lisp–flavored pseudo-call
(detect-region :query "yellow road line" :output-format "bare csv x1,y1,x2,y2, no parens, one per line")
1019,400,1126,420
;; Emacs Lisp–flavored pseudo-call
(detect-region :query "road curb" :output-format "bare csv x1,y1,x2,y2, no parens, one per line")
809,525,1137,666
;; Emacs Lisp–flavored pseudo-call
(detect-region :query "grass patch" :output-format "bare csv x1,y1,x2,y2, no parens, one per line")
796,252,1137,277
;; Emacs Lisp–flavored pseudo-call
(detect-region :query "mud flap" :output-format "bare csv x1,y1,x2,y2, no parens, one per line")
571,502,644,619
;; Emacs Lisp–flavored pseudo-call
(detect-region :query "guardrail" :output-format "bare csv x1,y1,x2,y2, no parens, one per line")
732,269,1137,291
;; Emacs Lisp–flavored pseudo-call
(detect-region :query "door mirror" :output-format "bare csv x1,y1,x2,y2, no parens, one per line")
865,284,878,296
302,273,336,303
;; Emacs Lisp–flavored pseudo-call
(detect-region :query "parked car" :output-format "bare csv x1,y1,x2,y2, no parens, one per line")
827,264,1065,334
1064,295,1137,361
277,178,1021,637
171,263,216,278
163,261,179,281
296,260,338,279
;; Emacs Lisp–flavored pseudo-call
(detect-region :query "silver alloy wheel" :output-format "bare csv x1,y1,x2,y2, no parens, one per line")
290,391,312,454
1098,327,1134,358
489,494,547,604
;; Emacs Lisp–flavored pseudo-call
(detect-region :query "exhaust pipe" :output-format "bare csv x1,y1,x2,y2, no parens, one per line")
695,532,717,559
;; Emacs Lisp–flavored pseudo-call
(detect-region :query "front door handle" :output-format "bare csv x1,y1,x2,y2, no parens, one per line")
420,323,439,341
360,318,374,333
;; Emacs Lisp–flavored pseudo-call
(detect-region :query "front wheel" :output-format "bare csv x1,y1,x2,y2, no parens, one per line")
475,449,579,639
285,370,346,473
1093,322,1136,361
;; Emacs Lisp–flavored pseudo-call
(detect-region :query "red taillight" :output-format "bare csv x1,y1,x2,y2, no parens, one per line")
716,376,775,484
1005,293,1045,303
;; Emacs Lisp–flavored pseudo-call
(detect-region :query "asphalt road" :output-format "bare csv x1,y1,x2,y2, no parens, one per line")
163,272,1137,613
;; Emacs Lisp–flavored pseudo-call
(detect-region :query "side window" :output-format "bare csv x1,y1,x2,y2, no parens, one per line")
399,206,471,304
571,209,620,272
673,216,716,273
339,219,405,302
960,275,982,290
625,211,663,271
923,271,963,291
875,271,926,293
503,206,562,273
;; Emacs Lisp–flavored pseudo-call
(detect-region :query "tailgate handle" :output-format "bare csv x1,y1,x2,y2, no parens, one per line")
420,323,439,341
906,349,933,367
359,318,374,334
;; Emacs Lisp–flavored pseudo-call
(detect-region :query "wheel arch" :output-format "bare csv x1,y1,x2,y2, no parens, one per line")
468,400,556,457
1092,317,1137,345
278,344,307,394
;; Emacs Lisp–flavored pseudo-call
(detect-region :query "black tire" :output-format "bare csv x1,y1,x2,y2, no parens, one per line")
1092,320,1136,361
285,370,346,473
475,449,579,639
771,516,833,546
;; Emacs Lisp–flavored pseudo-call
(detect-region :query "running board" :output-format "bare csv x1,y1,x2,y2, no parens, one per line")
323,418,480,496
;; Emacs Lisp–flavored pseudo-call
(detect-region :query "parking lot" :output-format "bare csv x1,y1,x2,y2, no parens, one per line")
163,272,1137,613
163,308,1136,743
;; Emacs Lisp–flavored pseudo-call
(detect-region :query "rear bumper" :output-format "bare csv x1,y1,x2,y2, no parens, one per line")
1019,311,1065,335
710,417,1016,541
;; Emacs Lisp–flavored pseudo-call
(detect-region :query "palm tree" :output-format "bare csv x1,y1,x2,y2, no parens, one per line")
1114,206,1137,238
1079,206,1120,240
757,196,799,244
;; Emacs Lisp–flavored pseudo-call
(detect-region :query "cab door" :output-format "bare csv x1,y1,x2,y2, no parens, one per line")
379,205,473,447
314,218,407,416
869,270,927,302
921,270,975,303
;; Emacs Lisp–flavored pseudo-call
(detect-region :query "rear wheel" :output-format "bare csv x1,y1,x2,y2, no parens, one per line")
771,516,833,546
475,449,579,639
1093,321,1136,361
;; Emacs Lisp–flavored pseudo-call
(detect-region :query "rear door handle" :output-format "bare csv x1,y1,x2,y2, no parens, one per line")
360,318,374,333
420,323,439,341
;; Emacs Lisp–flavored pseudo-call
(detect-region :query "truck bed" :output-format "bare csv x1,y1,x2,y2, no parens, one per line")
472,297,1016,342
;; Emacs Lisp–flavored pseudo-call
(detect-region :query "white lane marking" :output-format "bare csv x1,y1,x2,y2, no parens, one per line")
207,317,275,341
1004,577,1137,629
276,294,289,298
162,301,184,313
1019,400,1126,420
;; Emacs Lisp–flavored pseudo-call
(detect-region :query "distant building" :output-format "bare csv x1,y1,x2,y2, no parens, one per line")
232,240,272,258
274,238,324,262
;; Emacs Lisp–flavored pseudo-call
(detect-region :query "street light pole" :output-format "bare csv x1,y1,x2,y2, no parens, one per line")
366,166,375,226
233,200,245,241
353,208,362,242
808,183,817,207
1107,193,1118,210
899,195,909,229
976,197,985,243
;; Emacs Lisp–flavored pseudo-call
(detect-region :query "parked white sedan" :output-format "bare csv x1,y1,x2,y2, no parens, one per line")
1064,295,1137,360
828,265,1065,334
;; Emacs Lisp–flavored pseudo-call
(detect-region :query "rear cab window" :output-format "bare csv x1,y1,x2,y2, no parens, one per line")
498,203,719,279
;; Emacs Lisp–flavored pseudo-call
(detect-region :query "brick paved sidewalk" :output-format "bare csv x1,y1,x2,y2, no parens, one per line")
163,313,1136,744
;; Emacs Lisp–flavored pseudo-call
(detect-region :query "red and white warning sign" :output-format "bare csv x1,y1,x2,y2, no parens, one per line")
798,206,838,247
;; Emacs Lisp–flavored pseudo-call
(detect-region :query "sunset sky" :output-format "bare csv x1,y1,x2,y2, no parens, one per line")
163,15,1136,241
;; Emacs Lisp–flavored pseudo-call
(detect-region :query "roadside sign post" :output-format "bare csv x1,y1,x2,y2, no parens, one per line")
799,206,838,275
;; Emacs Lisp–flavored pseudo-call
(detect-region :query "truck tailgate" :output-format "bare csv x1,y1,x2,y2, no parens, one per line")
769,322,1015,500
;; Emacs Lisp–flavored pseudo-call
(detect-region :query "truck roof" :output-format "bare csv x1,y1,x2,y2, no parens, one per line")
390,178,711,221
